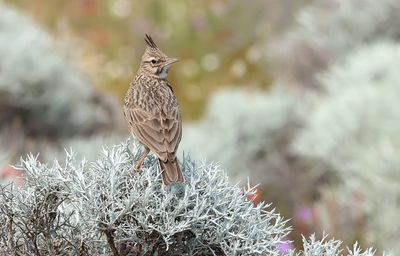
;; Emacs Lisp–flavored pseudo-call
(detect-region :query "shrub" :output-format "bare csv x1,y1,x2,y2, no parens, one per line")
0,3,118,137
268,0,400,89
181,87,305,183
180,87,332,245
293,42,400,253
288,235,383,256
0,140,290,255
0,140,384,255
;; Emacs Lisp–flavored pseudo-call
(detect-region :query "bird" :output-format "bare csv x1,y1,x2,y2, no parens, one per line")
124,34,184,186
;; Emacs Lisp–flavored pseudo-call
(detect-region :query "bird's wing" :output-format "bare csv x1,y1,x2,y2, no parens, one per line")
124,105,181,162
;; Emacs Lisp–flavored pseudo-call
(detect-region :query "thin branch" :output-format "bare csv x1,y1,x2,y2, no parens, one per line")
104,228,119,256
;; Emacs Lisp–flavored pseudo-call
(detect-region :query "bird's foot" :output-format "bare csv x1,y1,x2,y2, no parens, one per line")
129,164,142,176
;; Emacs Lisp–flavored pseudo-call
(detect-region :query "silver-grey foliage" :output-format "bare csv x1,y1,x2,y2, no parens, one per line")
288,235,383,256
0,140,290,255
293,42,400,254
0,3,115,137
268,0,400,89
44,134,126,163
180,87,329,221
181,87,305,183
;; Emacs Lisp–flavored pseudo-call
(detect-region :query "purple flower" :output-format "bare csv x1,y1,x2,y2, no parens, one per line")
277,239,294,254
295,206,313,222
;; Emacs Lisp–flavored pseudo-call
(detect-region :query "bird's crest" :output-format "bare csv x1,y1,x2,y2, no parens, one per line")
145,34,158,49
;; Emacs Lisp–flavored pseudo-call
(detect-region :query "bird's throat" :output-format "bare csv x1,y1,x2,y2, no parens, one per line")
158,67,169,80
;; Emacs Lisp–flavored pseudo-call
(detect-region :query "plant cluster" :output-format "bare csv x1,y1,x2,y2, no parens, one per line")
0,140,290,255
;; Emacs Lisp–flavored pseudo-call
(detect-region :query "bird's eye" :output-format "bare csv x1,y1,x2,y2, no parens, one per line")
151,59,157,64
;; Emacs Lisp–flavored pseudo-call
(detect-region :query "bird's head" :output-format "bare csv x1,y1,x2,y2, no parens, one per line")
139,34,178,80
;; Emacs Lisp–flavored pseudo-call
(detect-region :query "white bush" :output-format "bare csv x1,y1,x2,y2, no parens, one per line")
268,0,400,88
0,4,113,136
289,235,383,256
293,42,400,253
181,87,304,183
0,140,384,255
0,140,290,255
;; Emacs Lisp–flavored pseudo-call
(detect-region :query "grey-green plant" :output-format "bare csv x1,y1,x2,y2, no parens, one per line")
0,140,290,255
288,234,386,256
0,140,384,255
44,134,126,163
293,42,400,254
0,3,114,137
179,87,328,221
181,87,305,183
268,0,400,88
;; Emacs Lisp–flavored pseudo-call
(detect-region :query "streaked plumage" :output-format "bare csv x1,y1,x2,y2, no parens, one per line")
124,34,184,186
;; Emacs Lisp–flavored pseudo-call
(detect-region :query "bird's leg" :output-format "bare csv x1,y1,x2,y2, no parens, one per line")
131,147,150,175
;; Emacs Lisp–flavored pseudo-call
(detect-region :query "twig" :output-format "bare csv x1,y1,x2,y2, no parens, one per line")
104,228,119,256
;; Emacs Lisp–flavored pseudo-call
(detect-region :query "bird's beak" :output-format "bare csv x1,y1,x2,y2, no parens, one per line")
164,57,179,67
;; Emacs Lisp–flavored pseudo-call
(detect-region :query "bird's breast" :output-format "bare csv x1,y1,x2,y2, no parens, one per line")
130,83,177,115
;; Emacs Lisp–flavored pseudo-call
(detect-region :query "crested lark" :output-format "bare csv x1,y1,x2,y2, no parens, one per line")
124,34,184,186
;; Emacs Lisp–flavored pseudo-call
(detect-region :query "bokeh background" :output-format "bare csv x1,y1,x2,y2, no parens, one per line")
1,0,399,253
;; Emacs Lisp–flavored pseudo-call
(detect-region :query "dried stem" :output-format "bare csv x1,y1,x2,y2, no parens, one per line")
104,229,119,256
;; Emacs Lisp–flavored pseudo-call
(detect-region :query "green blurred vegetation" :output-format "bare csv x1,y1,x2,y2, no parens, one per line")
5,0,275,120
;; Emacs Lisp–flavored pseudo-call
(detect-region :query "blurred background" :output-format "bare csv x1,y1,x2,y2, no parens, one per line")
1,0,399,253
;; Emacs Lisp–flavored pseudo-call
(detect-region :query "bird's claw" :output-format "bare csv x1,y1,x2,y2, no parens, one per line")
129,165,142,177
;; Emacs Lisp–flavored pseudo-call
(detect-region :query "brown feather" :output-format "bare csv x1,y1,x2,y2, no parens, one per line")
124,105,181,158
159,159,184,186
124,34,183,185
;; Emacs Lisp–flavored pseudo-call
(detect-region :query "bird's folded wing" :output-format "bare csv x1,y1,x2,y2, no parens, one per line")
125,106,182,162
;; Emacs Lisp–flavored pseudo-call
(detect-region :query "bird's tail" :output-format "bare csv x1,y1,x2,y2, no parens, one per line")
159,158,184,186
